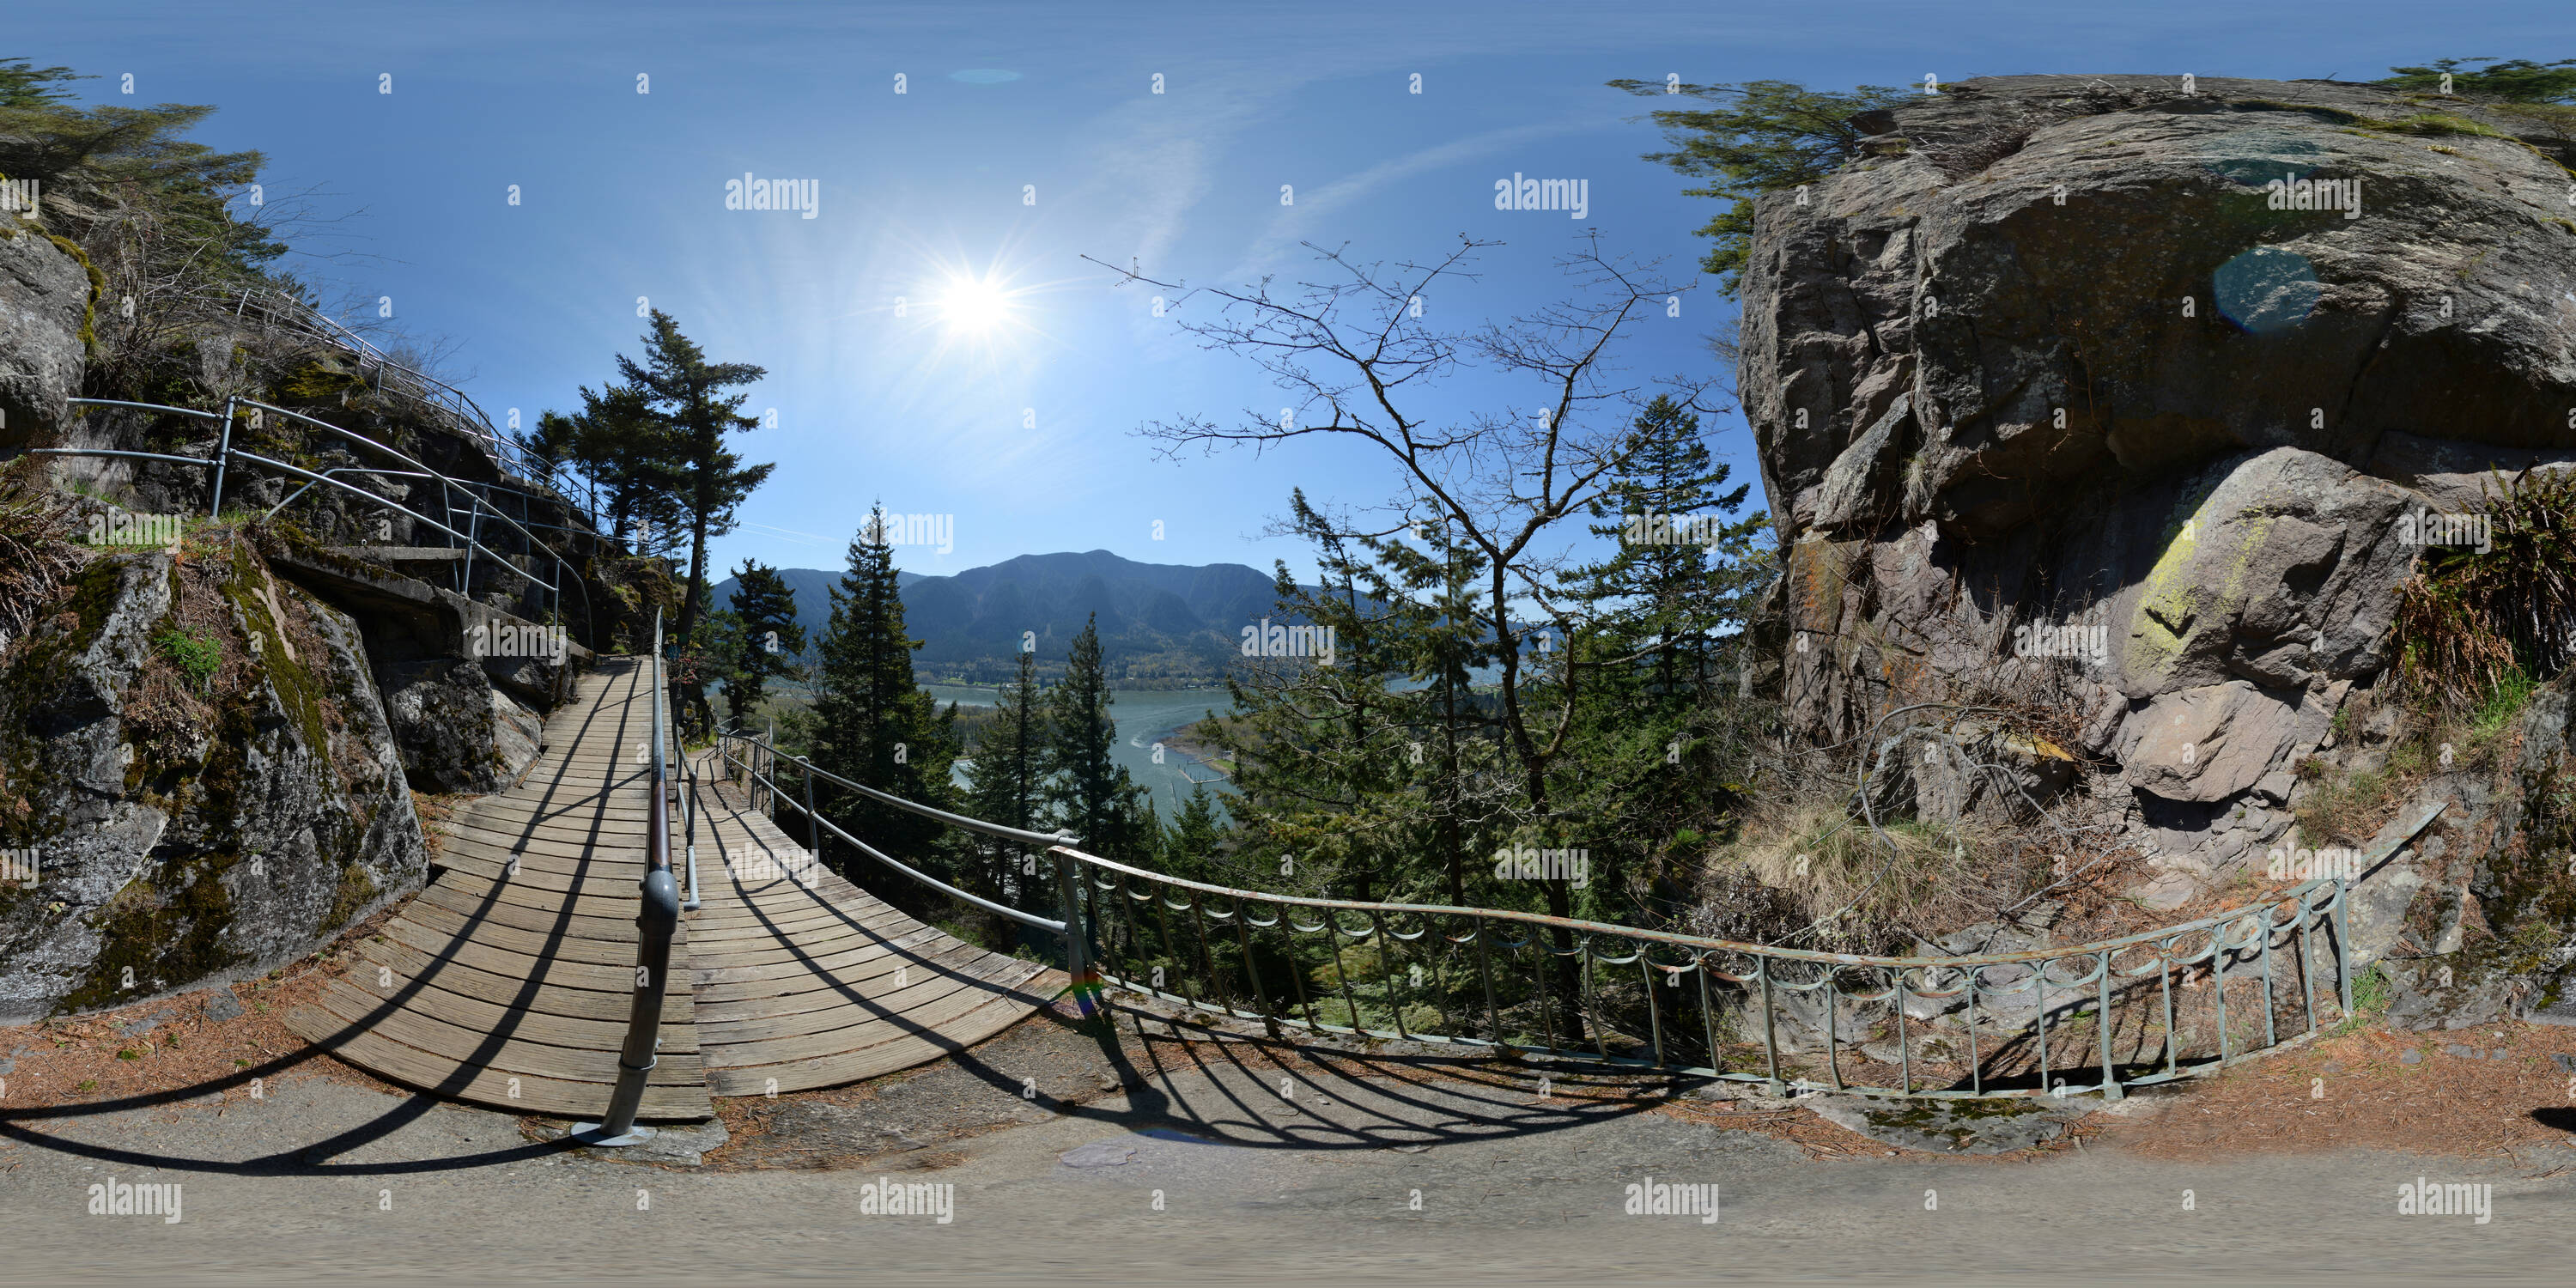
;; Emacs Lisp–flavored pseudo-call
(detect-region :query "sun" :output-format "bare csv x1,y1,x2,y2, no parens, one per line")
937,275,1014,335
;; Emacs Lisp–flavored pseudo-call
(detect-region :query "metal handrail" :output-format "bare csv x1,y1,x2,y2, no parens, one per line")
194,286,579,501
707,727,2355,1101
52,396,596,649
711,732,1066,933
578,616,682,1145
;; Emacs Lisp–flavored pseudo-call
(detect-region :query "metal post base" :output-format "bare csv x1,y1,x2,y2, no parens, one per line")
566,1122,660,1147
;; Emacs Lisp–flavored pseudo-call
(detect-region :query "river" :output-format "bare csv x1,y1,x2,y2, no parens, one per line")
923,684,1236,819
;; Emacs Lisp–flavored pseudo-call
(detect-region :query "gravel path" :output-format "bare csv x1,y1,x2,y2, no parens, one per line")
4,1005,2573,1285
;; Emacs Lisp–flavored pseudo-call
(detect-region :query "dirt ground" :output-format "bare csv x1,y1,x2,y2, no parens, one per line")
7,888,2574,1177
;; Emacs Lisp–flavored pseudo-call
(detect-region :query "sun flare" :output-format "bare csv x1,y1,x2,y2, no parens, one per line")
937,276,1013,334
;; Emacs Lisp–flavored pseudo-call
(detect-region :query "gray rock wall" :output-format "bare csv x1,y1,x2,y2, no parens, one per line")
0,542,429,1022
1743,75,2576,906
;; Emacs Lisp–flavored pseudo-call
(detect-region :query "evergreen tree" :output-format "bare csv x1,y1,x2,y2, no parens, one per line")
968,645,1048,834
523,383,686,557
614,310,773,646
1206,490,1495,907
1550,395,1774,918
812,506,959,884
1605,78,1911,291
1043,613,1147,860
0,58,90,110
964,644,1049,927
2378,57,2576,102
1159,785,1228,884
721,558,805,727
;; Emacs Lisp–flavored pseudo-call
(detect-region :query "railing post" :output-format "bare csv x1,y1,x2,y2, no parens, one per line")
804,759,821,860
1055,846,1095,1018
209,396,237,518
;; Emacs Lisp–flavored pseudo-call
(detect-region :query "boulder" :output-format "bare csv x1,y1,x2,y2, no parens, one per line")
0,223,89,451
380,658,546,794
1742,75,2576,884
0,542,428,1020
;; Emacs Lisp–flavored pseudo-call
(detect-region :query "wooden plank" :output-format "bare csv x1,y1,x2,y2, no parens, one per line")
357,935,688,1024
311,983,704,1087
412,879,646,945
432,851,663,902
320,976,697,1055
283,1005,711,1120
436,824,646,865
690,935,1008,1017
399,898,677,969
695,962,1048,1044
701,994,1045,1097
686,925,953,989
379,912,646,991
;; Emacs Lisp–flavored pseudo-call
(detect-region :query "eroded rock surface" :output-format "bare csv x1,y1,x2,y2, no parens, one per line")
1744,75,2576,906
0,543,428,1020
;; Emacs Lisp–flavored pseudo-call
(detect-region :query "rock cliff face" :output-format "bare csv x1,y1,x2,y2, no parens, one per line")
0,222,92,450
1741,75,2576,910
0,541,428,1021
0,223,622,1017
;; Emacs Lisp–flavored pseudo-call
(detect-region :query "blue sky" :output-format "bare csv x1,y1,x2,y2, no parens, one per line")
20,0,2569,584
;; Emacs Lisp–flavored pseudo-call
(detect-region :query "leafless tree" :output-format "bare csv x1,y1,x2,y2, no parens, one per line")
1092,234,1725,1010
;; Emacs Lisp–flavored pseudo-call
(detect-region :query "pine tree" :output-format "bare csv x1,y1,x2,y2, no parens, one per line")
1043,613,1145,860
963,644,1048,924
1604,78,1911,291
523,383,685,556
721,558,805,726
968,645,1048,834
1160,785,1227,883
1552,394,1772,915
614,310,773,647
1210,489,1492,907
812,506,959,885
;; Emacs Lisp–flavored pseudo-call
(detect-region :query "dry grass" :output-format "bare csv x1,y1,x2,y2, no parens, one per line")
1716,791,2014,951
0,457,89,652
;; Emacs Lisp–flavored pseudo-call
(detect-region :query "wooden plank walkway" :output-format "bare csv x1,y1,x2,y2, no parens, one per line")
283,656,1055,1121
681,757,1055,1097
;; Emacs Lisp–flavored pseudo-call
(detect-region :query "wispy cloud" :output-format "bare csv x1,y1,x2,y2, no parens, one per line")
1229,118,1601,278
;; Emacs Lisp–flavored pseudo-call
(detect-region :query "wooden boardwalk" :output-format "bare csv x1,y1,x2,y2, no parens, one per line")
283,658,1054,1121
683,761,1054,1097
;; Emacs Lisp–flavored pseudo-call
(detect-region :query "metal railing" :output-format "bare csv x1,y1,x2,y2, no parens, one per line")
39,395,597,650
713,730,1072,941
707,732,2355,1100
197,285,590,508
575,614,683,1145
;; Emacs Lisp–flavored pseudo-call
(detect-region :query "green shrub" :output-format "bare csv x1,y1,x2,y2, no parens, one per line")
155,625,221,691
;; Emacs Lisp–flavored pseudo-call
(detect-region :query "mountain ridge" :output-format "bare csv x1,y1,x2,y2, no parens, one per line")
715,549,1304,683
